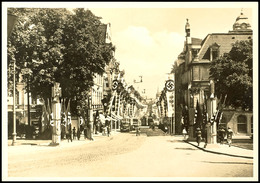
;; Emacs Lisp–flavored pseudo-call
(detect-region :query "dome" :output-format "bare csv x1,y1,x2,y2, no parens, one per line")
233,12,251,31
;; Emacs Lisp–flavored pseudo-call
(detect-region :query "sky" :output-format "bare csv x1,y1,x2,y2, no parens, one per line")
89,6,254,98
2,2,257,99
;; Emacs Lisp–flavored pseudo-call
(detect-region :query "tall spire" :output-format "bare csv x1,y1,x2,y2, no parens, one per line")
185,18,191,44
185,18,190,37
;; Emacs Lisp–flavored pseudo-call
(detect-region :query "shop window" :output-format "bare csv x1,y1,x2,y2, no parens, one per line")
237,115,247,133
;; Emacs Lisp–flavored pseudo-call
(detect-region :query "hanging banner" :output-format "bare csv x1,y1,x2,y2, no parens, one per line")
165,74,175,117
112,80,119,90
165,79,174,92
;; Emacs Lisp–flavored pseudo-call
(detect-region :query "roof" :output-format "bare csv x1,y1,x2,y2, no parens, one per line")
192,38,202,45
197,32,252,60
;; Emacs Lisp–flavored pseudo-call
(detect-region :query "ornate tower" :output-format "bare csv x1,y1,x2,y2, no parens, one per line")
185,19,192,44
230,9,252,33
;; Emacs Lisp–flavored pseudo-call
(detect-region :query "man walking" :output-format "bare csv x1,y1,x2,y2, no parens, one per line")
195,127,202,146
227,127,233,147
73,127,76,140
67,125,72,142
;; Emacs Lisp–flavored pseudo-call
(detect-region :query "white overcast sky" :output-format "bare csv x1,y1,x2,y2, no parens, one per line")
2,2,257,99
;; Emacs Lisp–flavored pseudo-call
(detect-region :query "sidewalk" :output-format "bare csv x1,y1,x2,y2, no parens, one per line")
184,140,253,159
7,130,120,153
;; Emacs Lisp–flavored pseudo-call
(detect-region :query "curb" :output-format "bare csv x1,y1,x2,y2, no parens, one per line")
183,140,253,159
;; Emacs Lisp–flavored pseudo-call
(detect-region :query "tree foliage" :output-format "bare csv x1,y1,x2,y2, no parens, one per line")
209,40,253,110
8,8,115,103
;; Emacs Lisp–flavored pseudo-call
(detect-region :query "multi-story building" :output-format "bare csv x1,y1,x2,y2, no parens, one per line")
174,11,253,141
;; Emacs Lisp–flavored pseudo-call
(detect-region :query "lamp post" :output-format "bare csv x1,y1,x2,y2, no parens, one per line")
8,13,18,146
26,24,35,128
12,55,17,146
51,82,62,145
209,79,217,144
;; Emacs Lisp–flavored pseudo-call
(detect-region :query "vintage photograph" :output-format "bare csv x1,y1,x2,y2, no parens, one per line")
2,1,258,181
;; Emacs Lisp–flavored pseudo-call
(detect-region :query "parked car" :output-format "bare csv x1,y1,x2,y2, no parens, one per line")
32,120,40,139
148,117,154,126
131,118,140,130
121,121,130,132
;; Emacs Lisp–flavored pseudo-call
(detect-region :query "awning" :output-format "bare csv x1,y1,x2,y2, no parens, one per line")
99,114,112,124
111,112,123,121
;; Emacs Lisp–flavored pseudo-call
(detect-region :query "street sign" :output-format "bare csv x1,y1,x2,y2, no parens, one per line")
112,80,118,90
165,79,174,92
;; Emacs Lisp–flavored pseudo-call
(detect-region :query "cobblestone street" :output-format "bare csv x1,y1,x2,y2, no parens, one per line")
7,132,254,179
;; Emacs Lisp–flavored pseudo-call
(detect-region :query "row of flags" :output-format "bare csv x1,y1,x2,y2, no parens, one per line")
193,94,227,129
41,98,71,133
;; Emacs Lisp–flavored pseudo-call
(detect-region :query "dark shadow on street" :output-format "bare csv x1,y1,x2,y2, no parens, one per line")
167,139,184,143
175,147,197,150
202,161,253,165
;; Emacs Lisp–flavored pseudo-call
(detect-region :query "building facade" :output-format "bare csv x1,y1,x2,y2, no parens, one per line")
174,11,253,140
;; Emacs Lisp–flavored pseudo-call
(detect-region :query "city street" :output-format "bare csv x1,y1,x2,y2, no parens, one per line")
4,4,257,182
7,132,253,178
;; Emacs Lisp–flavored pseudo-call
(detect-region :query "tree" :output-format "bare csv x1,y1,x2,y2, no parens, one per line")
8,8,115,109
209,40,252,111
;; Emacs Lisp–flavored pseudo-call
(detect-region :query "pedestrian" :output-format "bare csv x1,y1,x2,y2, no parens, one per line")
195,127,202,146
107,125,111,137
84,126,87,139
67,126,72,142
101,123,106,136
164,125,168,135
219,127,226,145
77,128,81,140
73,127,76,140
136,126,140,136
182,127,187,140
105,118,111,137
227,127,233,147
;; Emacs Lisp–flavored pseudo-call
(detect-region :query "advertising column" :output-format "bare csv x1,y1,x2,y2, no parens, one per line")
51,82,61,145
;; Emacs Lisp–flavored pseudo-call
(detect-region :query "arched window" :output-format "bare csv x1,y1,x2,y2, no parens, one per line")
237,115,247,133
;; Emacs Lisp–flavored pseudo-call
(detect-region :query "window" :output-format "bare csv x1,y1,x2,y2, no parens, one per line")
193,66,200,80
192,49,199,59
210,43,220,61
192,66,209,81
212,50,219,60
237,115,247,133
223,53,229,57
201,67,209,81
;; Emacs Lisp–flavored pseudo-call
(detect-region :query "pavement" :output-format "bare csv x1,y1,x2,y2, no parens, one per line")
7,131,254,159
7,130,120,149
184,139,253,159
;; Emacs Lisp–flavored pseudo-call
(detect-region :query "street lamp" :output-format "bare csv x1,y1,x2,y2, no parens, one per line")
8,13,18,146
